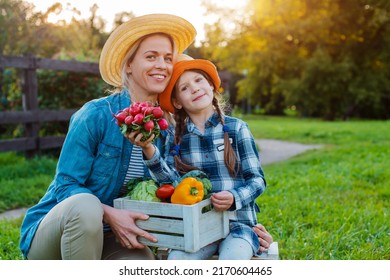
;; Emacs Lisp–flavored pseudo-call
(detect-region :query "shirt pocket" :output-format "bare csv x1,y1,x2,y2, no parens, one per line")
92,143,121,177
213,138,233,152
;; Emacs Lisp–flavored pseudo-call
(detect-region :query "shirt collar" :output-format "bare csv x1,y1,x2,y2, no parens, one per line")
186,111,220,133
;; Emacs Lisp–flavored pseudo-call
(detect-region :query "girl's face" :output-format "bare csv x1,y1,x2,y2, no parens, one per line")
173,70,214,114
127,34,174,99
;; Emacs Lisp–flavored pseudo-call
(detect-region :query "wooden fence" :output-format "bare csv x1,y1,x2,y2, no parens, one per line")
0,55,100,157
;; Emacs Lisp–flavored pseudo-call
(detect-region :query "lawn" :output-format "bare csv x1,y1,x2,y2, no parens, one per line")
0,116,389,260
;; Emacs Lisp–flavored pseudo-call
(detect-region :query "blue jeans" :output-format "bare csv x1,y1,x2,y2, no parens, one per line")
167,234,253,260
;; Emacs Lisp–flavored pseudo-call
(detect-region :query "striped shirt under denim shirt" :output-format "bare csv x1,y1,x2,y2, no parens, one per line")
144,112,266,256
104,146,145,232
119,145,145,197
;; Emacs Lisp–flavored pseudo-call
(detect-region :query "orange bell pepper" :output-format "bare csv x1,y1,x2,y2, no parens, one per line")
171,177,204,205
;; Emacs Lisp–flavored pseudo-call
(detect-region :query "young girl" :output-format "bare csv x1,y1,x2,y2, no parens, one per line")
132,55,267,260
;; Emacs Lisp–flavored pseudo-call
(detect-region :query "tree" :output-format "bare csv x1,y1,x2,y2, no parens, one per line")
0,0,37,55
201,0,390,119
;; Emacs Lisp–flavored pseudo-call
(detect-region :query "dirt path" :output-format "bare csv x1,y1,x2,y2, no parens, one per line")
256,139,323,165
0,139,323,220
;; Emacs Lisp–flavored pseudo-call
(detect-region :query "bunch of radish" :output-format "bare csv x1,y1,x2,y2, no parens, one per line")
114,101,169,141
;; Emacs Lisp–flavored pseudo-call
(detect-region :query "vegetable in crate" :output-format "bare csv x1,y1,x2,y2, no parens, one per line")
178,170,212,197
171,177,204,205
127,179,161,202
113,101,169,142
156,184,175,201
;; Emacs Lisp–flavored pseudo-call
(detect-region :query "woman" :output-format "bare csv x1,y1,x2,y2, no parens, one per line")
19,13,197,260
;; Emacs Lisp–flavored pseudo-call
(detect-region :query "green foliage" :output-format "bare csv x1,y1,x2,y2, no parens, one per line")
37,70,108,109
0,68,22,111
0,0,36,55
203,0,390,119
0,0,108,58
0,0,111,139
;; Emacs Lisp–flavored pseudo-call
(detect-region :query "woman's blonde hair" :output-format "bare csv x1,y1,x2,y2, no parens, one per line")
110,33,177,93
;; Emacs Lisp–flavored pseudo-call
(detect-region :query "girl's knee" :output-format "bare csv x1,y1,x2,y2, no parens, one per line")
218,236,253,260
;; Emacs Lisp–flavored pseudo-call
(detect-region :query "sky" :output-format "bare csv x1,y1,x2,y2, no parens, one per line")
26,0,247,45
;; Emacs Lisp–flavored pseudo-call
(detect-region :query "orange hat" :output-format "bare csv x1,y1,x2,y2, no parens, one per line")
159,55,221,113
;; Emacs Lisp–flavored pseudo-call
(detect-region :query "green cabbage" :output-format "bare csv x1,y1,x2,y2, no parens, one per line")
127,179,161,202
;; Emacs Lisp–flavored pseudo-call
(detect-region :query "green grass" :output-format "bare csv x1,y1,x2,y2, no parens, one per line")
0,116,389,260
0,153,56,212
244,116,389,260
0,218,24,260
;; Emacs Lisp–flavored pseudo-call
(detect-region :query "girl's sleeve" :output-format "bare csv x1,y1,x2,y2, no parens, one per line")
229,122,266,210
144,128,180,184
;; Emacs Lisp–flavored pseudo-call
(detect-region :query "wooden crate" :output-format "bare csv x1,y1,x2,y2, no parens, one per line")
157,242,280,260
114,198,229,253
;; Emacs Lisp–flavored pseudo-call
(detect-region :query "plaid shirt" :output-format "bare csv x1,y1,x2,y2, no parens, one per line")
145,112,266,255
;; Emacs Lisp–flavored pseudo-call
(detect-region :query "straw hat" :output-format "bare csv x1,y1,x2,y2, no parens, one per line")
159,55,221,113
99,14,196,87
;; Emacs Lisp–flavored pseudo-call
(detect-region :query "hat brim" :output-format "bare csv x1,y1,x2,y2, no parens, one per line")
159,59,221,113
99,14,196,87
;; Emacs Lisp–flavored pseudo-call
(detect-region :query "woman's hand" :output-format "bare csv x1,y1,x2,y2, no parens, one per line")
126,130,155,159
211,191,234,211
253,224,273,252
102,205,157,249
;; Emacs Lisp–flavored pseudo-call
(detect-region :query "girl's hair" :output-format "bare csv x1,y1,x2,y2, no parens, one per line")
172,69,238,177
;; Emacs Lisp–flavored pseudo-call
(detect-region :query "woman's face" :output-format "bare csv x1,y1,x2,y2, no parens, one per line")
127,34,174,99
173,70,215,115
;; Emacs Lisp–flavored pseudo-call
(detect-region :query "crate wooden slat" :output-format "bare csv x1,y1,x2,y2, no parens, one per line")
114,198,229,252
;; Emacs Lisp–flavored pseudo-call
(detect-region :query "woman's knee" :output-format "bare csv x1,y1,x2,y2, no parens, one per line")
65,193,103,234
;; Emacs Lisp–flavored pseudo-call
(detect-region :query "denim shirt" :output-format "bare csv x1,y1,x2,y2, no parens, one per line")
19,89,170,257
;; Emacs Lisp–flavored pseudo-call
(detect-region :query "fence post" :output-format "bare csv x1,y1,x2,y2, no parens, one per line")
21,54,39,157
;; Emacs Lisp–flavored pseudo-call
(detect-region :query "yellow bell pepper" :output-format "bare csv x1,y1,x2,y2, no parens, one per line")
171,177,204,205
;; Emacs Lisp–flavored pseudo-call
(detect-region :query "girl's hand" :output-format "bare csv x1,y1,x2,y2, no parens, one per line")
253,224,273,252
102,205,157,249
211,191,234,211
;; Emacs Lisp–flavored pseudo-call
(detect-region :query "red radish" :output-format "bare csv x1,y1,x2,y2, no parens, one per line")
133,113,144,124
152,107,164,119
144,120,154,131
114,102,169,142
130,105,141,116
124,115,134,125
139,102,151,112
115,111,127,123
157,118,169,130
123,107,130,114
144,107,154,116
140,101,151,107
